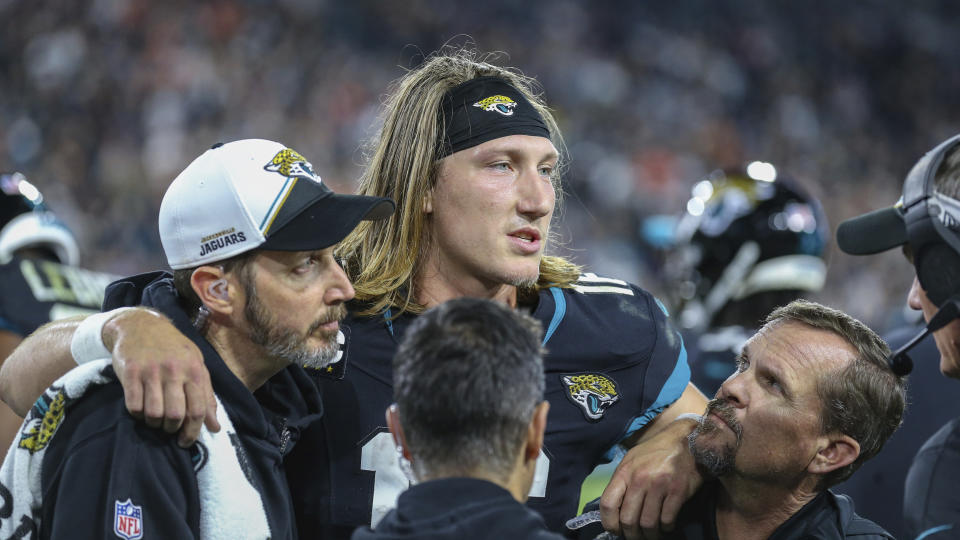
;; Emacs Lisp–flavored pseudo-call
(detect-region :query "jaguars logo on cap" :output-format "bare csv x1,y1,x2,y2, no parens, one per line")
562,373,620,421
473,95,518,116
264,148,321,183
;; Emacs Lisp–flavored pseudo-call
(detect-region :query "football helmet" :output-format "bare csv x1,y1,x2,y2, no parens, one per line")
0,172,79,265
668,163,828,331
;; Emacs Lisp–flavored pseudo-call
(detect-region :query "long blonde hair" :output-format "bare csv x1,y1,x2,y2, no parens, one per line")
337,49,581,316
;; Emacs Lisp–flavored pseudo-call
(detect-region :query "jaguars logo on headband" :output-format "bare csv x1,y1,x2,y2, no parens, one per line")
562,373,620,421
264,148,321,183
473,95,518,116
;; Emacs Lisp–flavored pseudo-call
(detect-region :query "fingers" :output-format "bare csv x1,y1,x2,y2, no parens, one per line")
601,478,667,540
177,379,208,447
203,372,221,433
140,366,165,429
176,358,220,446
110,313,216,443
161,378,187,434
621,479,650,540
599,475,626,536
636,491,664,540
658,491,684,533
135,359,216,447
119,360,145,422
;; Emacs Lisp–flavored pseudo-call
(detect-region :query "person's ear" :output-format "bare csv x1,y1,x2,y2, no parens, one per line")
525,401,550,463
191,266,234,315
808,434,860,476
386,403,412,461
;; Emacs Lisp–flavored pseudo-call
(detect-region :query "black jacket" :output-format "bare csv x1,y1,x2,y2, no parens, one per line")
39,271,323,539
574,483,894,540
351,478,565,540
904,417,960,539
673,483,894,540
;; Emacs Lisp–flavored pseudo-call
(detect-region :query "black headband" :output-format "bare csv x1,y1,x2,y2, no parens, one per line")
438,76,551,158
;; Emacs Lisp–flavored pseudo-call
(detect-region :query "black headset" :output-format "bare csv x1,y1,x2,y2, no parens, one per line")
901,133,960,307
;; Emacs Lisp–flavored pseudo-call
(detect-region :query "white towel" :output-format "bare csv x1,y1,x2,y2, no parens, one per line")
0,359,271,539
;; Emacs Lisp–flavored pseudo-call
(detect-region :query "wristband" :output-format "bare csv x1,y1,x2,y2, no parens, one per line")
70,307,136,365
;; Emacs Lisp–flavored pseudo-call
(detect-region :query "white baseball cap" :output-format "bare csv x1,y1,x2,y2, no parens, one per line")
159,139,394,269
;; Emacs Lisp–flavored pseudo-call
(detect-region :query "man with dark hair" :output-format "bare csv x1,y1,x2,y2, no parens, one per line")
837,133,960,539
0,139,393,538
352,297,561,540
574,300,904,539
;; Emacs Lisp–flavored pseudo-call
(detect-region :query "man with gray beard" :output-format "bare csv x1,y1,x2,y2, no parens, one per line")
574,300,904,540
0,139,393,539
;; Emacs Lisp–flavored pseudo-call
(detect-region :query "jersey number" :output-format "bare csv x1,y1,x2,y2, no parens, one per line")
360,431,550,526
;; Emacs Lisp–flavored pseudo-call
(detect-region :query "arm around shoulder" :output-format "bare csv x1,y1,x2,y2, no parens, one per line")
0,307,176,418
598,383,708,539
628,382,708,444
0,316,85,416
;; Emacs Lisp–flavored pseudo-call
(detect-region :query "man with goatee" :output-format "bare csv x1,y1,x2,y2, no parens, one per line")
575,300,904,540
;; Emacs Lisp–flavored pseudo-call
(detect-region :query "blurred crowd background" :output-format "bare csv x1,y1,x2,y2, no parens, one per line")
2,0,959,332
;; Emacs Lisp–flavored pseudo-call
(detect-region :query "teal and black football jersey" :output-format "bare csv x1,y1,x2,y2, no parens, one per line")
285,273,690,537
0,256,117,335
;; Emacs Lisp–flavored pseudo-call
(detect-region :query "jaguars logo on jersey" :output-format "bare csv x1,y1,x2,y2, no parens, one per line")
561,373,620,421
263,148,321,183
473,95,517,116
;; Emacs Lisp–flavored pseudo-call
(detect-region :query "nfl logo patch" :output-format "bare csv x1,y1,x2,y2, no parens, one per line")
114,499,143,540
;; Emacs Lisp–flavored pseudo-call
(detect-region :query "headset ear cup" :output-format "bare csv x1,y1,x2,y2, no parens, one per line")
916,243,960,306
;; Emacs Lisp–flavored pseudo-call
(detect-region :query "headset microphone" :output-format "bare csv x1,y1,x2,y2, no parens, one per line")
887,295,960,375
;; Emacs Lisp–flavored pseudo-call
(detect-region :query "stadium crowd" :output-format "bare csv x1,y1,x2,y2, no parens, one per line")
3,0,960,330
